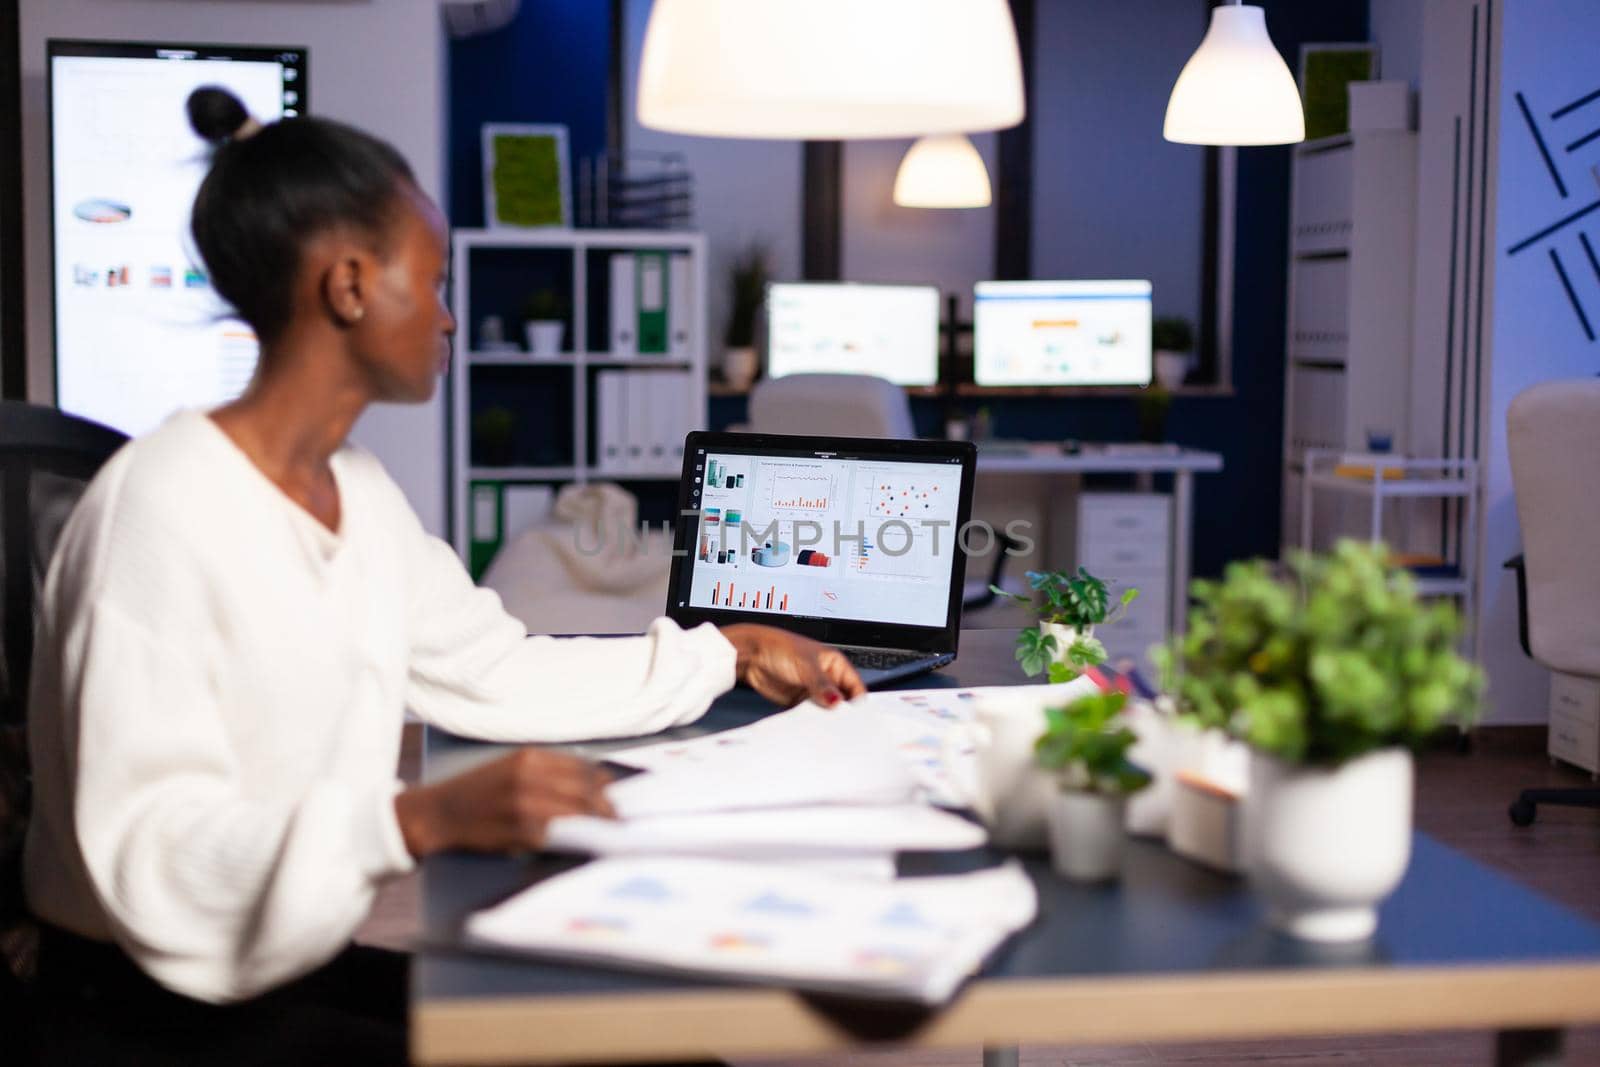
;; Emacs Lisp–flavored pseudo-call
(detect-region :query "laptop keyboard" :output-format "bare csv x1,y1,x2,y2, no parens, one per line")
840,647,928,671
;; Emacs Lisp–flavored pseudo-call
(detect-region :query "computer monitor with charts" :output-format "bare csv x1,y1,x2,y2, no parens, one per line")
49,40,308,436
974,279,1153,387
765,282,941,387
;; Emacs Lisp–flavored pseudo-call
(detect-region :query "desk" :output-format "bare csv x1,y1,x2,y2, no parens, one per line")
413,630,1600,1066
973,445,1222,637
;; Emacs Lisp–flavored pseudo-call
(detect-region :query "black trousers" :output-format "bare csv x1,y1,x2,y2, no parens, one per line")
29,923,408,1066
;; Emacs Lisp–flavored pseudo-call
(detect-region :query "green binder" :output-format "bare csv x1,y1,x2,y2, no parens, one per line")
636,251,668,355
468,480,502,581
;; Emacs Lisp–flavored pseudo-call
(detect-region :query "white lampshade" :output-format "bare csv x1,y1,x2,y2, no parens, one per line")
637,0,1025,139
893,135,992,208
1163,4,1305,146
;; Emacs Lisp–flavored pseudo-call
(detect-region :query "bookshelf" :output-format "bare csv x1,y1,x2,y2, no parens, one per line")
448,228,708,576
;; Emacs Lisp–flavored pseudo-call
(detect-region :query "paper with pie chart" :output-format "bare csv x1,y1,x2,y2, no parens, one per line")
464,856,1037,1004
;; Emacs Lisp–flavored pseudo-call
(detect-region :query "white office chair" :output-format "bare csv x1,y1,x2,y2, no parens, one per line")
747,373,915,439
1505,379,1600,824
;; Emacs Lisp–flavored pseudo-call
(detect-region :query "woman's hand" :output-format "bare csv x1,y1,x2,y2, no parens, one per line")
720,623,867,709
393,748,614,859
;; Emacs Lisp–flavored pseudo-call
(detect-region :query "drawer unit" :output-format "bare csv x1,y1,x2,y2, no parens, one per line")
1548,672,1600,776
1075,492,1171,675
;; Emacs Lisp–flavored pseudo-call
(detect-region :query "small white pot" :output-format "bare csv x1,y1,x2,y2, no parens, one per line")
525,320,564,356
722,345,758,389
1039,622,1091,669
1245,747,1413,942
1046,789,1127,882
1153,349,1191,390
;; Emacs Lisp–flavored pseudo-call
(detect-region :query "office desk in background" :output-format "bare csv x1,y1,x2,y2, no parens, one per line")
412,631,1600,1066
974,443,1222,638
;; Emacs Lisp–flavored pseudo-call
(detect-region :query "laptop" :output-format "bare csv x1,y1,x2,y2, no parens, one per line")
666,431,978,688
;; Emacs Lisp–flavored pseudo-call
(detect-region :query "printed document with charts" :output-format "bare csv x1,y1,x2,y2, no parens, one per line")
465,855,1038,1004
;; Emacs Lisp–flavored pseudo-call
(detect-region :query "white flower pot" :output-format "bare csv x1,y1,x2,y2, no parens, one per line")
1153,349,1191,390
1244,747,1413,942
1046,789,1127,882
722,345,758,389
1039,622,1091,669
525,320,564,357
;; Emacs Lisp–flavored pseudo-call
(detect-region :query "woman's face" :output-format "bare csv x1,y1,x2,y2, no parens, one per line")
357,186,455,403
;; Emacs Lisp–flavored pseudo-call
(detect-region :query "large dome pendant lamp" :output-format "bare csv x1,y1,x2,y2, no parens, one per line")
1164,1,1305,146
637,0,1025,140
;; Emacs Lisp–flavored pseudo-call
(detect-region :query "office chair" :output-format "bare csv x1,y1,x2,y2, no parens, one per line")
1500,381,1600,827
747,372,916,439
0,402,127,1005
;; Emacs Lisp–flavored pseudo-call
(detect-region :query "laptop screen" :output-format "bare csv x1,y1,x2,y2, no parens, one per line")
667,432,976,651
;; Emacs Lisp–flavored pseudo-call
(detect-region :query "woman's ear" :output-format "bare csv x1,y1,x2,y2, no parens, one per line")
320,253,368,328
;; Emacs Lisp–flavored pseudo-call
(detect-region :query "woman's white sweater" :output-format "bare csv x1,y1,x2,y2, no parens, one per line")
23,410,735,1003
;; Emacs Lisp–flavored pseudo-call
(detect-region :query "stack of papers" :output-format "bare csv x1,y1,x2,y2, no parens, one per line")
466,856,1038,1004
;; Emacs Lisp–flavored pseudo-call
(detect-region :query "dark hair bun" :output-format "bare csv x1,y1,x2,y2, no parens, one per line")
187,87,251,146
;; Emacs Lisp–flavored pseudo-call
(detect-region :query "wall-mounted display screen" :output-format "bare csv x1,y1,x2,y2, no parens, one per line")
974,279,1153,387
49,40,307,435
765,282,941,387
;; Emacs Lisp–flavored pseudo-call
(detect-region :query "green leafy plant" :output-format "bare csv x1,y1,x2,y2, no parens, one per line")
724,244,770,348
1034,691,1152,795
521,288,568,323
993,568,1139,681
1152,316,1195,354
1156,540,1484,766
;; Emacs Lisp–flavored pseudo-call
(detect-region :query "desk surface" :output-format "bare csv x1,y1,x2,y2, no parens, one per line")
974,442,1223,474
412,630,1600,1065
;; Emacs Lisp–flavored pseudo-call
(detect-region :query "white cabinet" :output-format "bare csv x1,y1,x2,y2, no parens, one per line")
1280,131,1419,553
1075,492,1171,674
448,229,708,577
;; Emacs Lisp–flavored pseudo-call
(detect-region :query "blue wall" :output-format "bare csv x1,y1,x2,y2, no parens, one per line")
448,0,611,226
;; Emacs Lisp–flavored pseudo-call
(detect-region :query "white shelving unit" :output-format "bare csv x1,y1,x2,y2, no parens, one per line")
1299,449,1479,639
448,228,708,573
1280,131,1419,553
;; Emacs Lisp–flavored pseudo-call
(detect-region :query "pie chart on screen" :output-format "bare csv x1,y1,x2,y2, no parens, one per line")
72,198,131,223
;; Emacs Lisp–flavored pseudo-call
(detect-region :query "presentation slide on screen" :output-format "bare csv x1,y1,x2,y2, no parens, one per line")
766,284,940,386
682,452,962,626
974,279,1153,387
52,52,298,435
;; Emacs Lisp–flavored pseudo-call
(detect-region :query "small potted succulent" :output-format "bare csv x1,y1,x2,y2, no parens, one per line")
993,567,1139,682
1160,541,1483,941
722,244,769,389
521,289,568,357
1151,315,1195,391
1034,690,1152,882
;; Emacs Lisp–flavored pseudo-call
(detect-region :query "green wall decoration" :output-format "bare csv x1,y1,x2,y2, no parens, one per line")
481,123,571,228
1300,44,1379,141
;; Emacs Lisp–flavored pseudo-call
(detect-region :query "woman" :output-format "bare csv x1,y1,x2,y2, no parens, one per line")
23,88,862,1064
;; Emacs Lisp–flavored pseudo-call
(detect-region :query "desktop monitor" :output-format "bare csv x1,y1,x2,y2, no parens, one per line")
765,282,941,387
973,279,1153,387
48,40,308,436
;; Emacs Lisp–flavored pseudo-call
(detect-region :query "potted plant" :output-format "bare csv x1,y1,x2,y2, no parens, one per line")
1160,540,1483,941
1034,690,1152,881
1151,316,1194,391
521,289,568,357
471,405,516,466
992,567,1139,683
722,244,769,389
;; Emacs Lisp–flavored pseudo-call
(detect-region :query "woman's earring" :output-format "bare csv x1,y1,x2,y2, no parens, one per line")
351,306,365,322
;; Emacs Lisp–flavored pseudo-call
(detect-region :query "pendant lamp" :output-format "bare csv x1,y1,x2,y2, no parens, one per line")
1163,1,1305,146
637,0,1025,139
893,135,992,209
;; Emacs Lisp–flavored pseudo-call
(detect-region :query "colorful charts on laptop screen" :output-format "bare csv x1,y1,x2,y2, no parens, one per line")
689,452,962,626
973,279,1153,387
765,283,940,387
49,42,306,436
